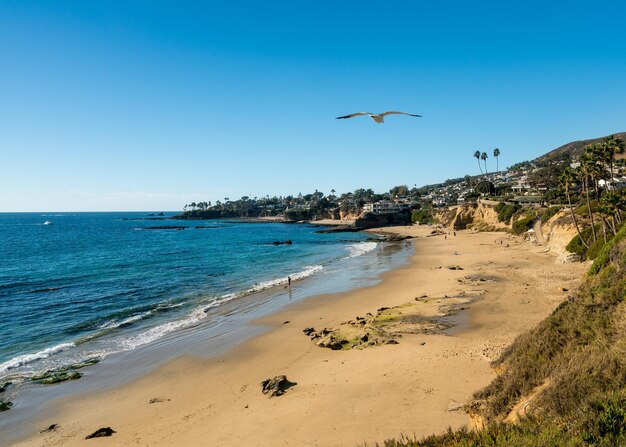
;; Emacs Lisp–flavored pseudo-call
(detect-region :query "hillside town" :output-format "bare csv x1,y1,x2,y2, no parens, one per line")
182,134,626,223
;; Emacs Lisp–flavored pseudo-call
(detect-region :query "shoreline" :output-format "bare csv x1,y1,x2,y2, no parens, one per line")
10,226,587,446
1,233,406,445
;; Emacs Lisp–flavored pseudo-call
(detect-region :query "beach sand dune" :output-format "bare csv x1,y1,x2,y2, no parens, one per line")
15,227,587,447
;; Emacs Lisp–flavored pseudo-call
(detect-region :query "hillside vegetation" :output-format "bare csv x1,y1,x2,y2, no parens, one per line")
379,224,626,446
537,132,626,164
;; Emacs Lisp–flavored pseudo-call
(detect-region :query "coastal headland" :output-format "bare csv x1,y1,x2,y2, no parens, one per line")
11,226,587,447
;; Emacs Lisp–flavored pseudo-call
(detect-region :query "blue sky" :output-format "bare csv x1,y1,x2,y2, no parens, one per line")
1,1,625,211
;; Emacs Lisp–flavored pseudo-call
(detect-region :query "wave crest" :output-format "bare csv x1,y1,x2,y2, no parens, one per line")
344,241,378,259
0,342,75,374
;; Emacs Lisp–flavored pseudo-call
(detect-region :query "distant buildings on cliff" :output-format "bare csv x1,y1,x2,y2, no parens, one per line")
363,200,411,215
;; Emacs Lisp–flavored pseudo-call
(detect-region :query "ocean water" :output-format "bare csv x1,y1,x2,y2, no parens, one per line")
0,213,403,393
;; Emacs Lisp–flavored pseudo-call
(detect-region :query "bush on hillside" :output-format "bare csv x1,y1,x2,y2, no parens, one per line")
575,199,600,217
494,203,521,224
585,238,606,261
411,209,432,225
566,224,602,259
589,224,626,275
540,206,561,222
512,216,534,235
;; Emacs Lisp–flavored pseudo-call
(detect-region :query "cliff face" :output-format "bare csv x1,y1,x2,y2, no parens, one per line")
339,209,362,221
540,211,582,262
433,203,510,231
434,204,582,263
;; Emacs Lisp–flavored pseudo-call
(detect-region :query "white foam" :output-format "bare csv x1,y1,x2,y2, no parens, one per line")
0,342,75,374
245,265,323,294
117,307,208,350
343,241,378,259
114,265,324,351
98,311,152,330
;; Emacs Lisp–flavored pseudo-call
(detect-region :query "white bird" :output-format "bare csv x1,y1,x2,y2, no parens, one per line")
336,111,422,124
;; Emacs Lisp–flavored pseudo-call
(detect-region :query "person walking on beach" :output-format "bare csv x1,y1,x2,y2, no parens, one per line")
288,276,292,287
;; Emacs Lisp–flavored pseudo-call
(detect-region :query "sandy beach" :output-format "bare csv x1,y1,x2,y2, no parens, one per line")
12,226,587,447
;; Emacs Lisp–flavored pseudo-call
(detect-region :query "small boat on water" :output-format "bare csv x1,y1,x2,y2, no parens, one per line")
43,221,52,225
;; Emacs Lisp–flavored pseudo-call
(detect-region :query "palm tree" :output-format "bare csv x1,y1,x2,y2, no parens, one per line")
474,151,483,174
602,135,625,190
599,192,624,236
480,152,488,174
560,168,589,249
579,154,597,243
587,144,606,199
493,148,500,173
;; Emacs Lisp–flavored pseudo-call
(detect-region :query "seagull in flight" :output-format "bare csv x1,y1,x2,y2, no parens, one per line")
336,111,422,124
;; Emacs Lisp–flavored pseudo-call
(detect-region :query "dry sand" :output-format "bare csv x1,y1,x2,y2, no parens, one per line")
13,226,587,447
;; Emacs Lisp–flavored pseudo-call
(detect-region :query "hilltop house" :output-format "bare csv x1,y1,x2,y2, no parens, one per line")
363,201,411,215
599,177,626,190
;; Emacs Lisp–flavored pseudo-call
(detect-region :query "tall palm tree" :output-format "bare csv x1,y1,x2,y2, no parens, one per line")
579,153,597,242
493,148,501,173
602,135,625,190
474,151,483,174
587,144,605,199
480,152,488,174
599,192,624,235
560,168,589,249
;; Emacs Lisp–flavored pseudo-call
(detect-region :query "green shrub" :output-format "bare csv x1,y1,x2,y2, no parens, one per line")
586,238,606,261
411,209,432,225
541,206,561,222
566,225,603,259
590,225,626,275
495,203,521,224
512,216,534,234
575,200,600,217
566,234,588,257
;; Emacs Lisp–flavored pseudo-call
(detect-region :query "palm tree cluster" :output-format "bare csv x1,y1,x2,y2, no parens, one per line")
560,135,625,248
473,148,501,175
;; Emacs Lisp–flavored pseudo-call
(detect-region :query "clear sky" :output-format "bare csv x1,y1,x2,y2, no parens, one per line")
2,1,625,211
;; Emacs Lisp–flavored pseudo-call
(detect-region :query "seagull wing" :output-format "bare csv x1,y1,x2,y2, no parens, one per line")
336,112,372,119
379,111,422,118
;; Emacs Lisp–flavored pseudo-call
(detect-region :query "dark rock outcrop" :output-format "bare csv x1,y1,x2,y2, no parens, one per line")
367,234,413,242
303,327,349,350
32,370,82,385
271,240,293,245
354,212,411,229
40,424,59,433
316,335,348,350
85,427,116,439
0,400,12,412
315,226,361,234
260,376,297,397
